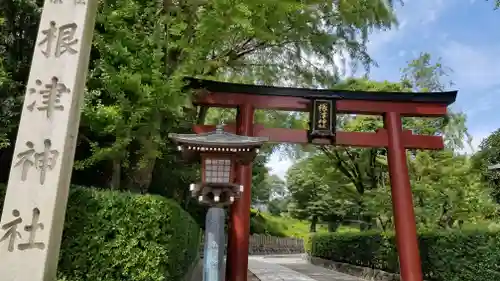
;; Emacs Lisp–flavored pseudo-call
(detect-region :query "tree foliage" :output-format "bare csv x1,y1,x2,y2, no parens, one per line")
472,129,500,203
252,171,286,205
410,151,497,229
0,0,400,195
287,153,356,231
490,0,500,9
284,53,494,232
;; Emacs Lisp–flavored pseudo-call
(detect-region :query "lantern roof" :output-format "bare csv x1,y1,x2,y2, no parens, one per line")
169,125,269,147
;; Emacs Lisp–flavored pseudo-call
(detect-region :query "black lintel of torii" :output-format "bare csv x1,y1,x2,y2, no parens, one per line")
184,77,458,105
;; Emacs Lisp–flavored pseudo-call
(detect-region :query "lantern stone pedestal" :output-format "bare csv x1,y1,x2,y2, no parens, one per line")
169,125,268,281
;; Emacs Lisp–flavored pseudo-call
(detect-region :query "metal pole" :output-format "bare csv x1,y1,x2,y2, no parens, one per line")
384,111,423,281
203,207,226,281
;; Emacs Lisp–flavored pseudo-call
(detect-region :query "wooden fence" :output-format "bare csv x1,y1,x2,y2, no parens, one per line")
200,234,305,256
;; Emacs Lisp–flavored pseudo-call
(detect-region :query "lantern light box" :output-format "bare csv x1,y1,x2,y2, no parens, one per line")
169,125,268,206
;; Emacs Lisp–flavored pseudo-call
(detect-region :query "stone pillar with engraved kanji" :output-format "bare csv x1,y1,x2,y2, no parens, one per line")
0,1,98,280
203,207,225,281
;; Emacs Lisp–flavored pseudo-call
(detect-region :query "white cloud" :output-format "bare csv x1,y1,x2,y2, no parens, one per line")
465,92,499,119
421,0,447,24
440,41,500,90
438,42,500,154
367,26,402,55
368,0,451,55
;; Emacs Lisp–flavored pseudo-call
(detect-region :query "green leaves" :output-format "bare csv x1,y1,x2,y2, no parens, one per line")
401,52,454,92
0,185,202,281
488,0,500,9
471,129,500,204
287,152,356,225
282,52,483,233
203,0,397,86
307,229,500,281
410,150,498,230
0,0,400,192
0,0,43,149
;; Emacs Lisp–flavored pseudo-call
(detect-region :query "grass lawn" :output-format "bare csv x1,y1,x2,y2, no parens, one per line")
251,210,359,238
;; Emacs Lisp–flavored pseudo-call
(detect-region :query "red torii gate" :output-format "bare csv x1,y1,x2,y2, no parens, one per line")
189,78,457,281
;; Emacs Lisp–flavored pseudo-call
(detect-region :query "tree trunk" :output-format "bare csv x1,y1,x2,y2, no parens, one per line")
132,157,157,194
110,158,121,189
359,215,373,231
310,215,318,232
131,130,159,193
377,216,387,231
327,221,340,232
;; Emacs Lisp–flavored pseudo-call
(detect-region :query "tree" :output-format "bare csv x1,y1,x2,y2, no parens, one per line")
410,150,497,229
400,52,471,151
317,53,469,228
82,0,401,193
488,0,500,9
472,129,500,203
283,53,485,231
401,52,453,92
251,163,286,205
0,0,400,193
317,79,409,230
0,0,44,183
268,197,290,216
251,156,272,204
267,174,287,199
286,153,357,232
0,57,11,149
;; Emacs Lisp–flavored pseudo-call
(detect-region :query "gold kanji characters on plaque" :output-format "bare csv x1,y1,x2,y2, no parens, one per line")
317,103,328,129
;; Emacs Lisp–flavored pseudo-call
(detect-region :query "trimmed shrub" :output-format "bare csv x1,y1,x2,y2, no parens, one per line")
249,209,327,238
306,229,500,281
0,185,201,281
250,209,287,237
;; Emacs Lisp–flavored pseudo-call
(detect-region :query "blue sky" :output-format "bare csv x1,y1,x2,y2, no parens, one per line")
267,0,500,180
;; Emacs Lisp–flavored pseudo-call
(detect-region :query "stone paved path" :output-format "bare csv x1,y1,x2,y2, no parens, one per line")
248,255,364,281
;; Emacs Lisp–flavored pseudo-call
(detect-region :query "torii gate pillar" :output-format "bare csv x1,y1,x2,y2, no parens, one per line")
385,112,423,281
226,103,254,281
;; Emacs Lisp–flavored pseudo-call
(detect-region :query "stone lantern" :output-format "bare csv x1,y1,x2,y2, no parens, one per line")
169,124,268,281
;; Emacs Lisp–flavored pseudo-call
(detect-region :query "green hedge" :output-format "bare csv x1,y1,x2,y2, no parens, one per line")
0,185,202,281
250,209,288,237
306,230,500,281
